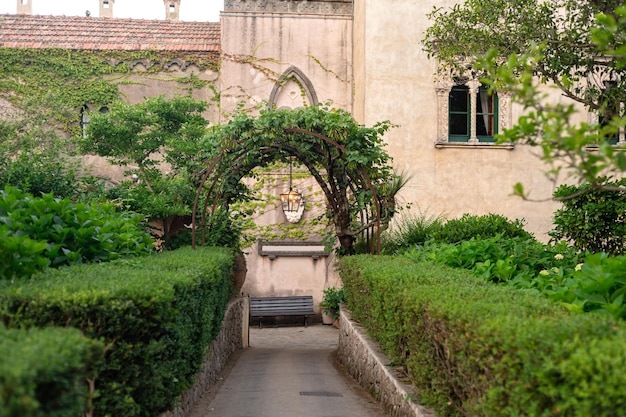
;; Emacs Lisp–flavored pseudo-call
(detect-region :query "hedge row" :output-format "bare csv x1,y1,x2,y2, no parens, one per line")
340,255,626,417
0,246,233,417
0,325,103,417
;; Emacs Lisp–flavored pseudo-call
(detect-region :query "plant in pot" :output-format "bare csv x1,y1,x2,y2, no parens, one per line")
320,287,345,326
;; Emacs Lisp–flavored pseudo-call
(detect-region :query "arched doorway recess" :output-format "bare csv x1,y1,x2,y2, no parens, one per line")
191,105,399,255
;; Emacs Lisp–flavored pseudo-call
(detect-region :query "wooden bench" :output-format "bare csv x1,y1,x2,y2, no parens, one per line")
250,296,315,328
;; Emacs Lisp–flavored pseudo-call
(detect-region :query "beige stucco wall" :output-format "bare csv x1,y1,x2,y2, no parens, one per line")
242,247,341,314
353,0,589,241
236,170,341,310
116,67,219,110
219,10,353,115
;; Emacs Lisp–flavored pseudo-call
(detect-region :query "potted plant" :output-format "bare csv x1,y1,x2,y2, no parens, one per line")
320,287,344,326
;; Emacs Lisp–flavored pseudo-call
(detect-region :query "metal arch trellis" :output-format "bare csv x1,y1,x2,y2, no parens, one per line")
194,145,279,247
190,127,382,254
285,128,382,254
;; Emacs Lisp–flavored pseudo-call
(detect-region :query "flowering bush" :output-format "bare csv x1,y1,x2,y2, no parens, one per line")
404,235,626,320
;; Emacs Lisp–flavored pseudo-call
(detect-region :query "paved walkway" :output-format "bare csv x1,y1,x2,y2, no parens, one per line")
188,324,388,417
249,324,340,349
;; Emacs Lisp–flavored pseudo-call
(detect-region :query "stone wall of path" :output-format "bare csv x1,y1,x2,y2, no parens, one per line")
337,307,436,417
161,296,250,417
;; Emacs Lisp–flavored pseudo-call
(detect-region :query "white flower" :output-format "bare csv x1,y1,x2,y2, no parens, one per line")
554,254,564,261
575,263,584,271
539,270,550,276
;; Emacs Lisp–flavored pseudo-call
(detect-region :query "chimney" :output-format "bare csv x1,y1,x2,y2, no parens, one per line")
17,0,32,15
100,0,114,18
164,0,181,21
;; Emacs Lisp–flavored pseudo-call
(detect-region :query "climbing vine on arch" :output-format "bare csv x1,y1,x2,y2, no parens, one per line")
193,103,399,255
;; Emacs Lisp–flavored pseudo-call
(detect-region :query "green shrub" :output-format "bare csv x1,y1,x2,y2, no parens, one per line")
0,325,103,417
379,211,445,254
104,173,194,222
433,213,533,244
555,252,626,319
404,235,583,283
166,208,244,251
402,235,626,320
0,153,79,199
340,255,626,417
320,287,345,319
0,227,50,281
0,186,153,279
551,178,626,255
0,246,233,417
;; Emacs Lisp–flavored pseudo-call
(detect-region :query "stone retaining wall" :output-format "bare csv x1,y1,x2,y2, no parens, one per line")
337,307,436,417
161,296,250,417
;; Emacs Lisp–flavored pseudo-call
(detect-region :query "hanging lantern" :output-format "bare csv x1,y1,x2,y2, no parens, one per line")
280,188,302,213
280,157,305,223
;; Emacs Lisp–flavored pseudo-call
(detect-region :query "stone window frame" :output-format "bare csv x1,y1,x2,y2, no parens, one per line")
435,72,513,149
269,66,318,109
587,71,626,147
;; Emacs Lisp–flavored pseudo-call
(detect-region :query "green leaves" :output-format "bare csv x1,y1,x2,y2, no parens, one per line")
0,231,50,280
551,178,626,255
341,254,626,417
392,206,626,320
82,96,212,246
83,95,207,170
0,247,233,417
0,186,153,279
320,287,345,319
568,253,626,318
201,103,396,255
0,325,103,417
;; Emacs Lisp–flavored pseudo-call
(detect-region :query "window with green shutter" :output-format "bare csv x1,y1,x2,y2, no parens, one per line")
448,84,498,143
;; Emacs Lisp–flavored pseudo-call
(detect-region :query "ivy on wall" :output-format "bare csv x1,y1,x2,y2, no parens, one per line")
0,47,219,137
232,163,332,248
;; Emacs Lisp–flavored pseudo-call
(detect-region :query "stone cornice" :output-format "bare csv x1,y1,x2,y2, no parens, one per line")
224,0,352,15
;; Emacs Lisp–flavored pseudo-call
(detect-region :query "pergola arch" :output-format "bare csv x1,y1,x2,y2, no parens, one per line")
191,106,396,255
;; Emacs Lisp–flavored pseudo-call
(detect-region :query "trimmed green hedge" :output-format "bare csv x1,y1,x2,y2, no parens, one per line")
0,325,103,417
340,255,626,417
0,246,233,417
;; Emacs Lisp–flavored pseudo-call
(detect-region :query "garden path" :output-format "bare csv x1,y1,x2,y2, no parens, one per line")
187,324,388,417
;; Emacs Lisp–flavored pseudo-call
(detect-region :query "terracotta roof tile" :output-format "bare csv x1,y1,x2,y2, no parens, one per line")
0,14,220,52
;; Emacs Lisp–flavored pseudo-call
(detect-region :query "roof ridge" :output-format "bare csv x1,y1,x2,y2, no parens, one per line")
0,13,221,52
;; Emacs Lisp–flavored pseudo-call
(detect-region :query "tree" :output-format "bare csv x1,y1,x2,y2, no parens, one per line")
422,0,626,194
83,95,210,245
